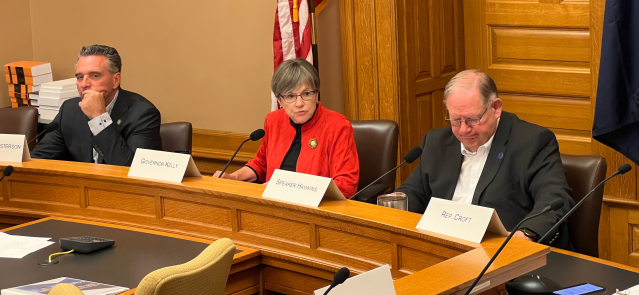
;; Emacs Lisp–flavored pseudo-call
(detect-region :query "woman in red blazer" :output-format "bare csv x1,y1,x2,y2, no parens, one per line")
214,59,359,197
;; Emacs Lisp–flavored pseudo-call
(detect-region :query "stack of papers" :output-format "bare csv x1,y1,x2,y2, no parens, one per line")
0,232,54,259
38,78,79,123
3,61,52,109
1,277,129,295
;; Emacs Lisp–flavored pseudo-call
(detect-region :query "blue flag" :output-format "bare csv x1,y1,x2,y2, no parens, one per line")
592,1,639,165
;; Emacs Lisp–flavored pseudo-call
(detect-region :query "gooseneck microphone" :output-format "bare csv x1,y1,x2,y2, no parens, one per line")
218,129,265,178
537,163,632,244
27,121,60,146
0,165,14,183
323,267,350,295
464,199,564,295
348,146,422,200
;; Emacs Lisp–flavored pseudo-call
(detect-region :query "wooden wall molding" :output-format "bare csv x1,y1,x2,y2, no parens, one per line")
191,128,258,175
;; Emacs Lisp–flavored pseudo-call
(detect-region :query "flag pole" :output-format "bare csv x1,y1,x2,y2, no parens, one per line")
308,0,319,73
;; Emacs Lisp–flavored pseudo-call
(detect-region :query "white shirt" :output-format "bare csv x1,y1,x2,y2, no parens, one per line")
88,90,119,163
452,118,500,204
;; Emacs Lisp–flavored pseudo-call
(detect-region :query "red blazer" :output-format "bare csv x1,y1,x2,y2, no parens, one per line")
246,103,359,197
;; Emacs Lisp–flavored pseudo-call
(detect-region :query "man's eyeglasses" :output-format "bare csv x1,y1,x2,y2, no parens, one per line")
278,91,317,103
445,107,489,127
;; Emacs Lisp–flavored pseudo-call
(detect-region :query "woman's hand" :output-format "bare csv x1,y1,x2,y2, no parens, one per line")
213,171,234,179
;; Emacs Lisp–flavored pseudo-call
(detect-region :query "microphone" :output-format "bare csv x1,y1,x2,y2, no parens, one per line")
348,146,422,200
464,199,564,295
0,165,14,183
323,267,350,295
27,121,60,146
218,129,265,178
537,163,632,244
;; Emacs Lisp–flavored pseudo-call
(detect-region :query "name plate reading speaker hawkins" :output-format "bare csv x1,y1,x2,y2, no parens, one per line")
0,134,31,163
416,198,508,243
128,148,201,183
262,169,346,207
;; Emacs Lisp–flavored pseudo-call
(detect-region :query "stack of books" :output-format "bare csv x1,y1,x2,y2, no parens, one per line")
3,61,53,108
38,78,79,122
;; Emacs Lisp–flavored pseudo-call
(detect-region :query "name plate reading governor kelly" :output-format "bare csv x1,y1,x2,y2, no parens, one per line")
128,149,201,183
0,134,31,162
262,169,346,207
416,198,508,243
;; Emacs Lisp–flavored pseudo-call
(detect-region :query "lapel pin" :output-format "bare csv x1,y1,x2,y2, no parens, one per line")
117,119,122,125
498,152,503,159
309,138,318,149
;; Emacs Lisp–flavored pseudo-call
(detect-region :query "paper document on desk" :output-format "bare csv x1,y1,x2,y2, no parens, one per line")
1,277,129,295
617,284,639,294
0,233,53,259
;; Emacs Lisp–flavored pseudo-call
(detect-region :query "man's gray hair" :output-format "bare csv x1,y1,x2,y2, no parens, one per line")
444,69,498,107
271,58,320,96
76,45,122,74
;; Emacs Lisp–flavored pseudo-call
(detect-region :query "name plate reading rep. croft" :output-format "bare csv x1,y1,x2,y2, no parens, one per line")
128,148,201,183
0,134,31,163
416,198,508,243
262,169,346,207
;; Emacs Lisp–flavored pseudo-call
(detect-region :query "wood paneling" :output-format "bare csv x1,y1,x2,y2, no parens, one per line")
239,211,310,246
86,189,156,217
191,128,260,176
163,198,233,230
8,181,79,206
0,160,551,294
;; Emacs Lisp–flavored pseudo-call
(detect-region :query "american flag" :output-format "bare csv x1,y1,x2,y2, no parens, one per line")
272,0,327,111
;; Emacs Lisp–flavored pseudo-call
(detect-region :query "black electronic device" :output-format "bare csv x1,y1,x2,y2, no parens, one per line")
60,236,115,254
505,275,562,295
553,283,605,295
0,165,14,182
323,267,350,295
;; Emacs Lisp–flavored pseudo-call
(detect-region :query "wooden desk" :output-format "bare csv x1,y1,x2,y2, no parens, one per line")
0,159,550,294
2,217,262,295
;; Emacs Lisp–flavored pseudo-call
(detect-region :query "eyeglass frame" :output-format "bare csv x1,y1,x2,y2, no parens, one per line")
444,106,490,127
277,90,318,104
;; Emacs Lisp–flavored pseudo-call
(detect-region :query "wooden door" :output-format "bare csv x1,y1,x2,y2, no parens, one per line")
395,0,465,181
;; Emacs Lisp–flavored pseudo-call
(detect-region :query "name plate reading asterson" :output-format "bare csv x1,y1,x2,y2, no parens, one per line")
416,198,508,243
128,148,201,183
262,169,346,207
0,134,31,162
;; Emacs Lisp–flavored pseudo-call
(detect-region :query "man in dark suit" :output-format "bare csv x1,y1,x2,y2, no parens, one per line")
31,45,161,166
397,70,575,249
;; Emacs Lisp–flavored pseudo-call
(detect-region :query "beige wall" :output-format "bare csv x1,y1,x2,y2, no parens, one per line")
18,0,343,133
0,0,34,108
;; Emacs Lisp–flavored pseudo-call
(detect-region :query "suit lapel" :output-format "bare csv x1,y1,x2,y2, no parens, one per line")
441,137,463,200
471,113,513,205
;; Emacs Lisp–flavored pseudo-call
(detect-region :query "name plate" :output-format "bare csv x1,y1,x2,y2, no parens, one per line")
128,149,201,183
262,169,345,207
0,134,31,162
416,198,508,243
314,265,396,295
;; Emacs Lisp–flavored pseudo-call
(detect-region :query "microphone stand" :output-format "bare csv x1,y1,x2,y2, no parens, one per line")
464,207,554,295
538,172,618,243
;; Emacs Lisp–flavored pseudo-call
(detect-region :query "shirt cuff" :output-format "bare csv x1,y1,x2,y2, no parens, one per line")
88,113,113,136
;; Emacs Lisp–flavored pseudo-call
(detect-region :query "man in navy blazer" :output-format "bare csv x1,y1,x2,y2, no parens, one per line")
31,45,161,166
396,70,575,249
